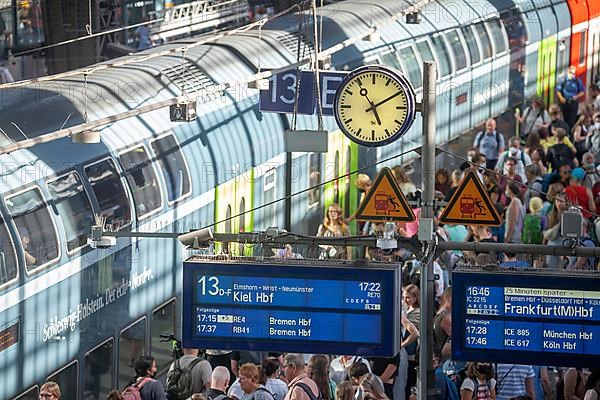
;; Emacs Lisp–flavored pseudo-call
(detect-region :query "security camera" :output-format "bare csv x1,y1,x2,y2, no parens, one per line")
179,227,214,248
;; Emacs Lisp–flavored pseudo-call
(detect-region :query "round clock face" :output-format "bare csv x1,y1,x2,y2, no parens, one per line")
334,65,416,147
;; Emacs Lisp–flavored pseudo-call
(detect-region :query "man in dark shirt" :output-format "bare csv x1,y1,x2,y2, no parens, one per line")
206,366,233,400
557,66,585,129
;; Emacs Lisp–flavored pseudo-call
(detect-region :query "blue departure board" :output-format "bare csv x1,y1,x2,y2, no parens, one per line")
453,271,600,366
182,260,401,356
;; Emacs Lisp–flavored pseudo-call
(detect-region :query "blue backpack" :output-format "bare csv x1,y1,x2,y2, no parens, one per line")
436,367,460,400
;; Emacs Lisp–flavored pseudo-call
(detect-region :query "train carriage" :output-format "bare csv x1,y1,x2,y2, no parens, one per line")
0,0,598,398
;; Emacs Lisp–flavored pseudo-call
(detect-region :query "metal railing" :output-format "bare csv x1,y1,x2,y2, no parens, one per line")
152,0,248,42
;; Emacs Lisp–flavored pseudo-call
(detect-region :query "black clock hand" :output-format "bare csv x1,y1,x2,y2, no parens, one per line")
365,90,402,112
360,88,382,125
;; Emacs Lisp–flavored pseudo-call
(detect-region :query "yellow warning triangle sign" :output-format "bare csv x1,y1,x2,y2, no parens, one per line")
355,167,415,222
439,171,502,226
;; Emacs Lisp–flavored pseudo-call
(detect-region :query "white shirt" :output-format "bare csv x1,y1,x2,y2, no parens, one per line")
329,356,371,385
496,149,532,183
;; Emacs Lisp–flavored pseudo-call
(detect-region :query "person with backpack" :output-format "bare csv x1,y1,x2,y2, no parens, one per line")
460,362,496,400
165,348,212,400
239,363,276,400
518,98,550,140
284,354,321,400
495,137,532,183
474,119,506,170
521,197,546,245
547,128,577,172
123,356,167,400
205,366,233,400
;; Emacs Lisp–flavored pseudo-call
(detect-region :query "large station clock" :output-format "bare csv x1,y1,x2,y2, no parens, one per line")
333,65,417,147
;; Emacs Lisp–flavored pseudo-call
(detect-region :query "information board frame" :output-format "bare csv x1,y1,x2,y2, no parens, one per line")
183,260,401,356
453,270,600,367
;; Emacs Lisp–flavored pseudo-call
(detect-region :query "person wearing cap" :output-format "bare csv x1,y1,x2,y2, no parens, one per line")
565,167,596,219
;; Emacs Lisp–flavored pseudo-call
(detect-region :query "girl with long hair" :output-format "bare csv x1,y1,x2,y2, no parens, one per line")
308,355,336,400
317,203,351,260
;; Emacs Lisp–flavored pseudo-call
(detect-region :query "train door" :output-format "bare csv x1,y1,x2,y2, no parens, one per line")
444,29,473,135
520,7,542,100
486,18,511,116
214,169,254,255
472,21,495,121
460,24,488,128
553,0,573,99
536,5,559,106
500,7,527,109
567,0,590,86
323,132,357,229
586,1,600,85
428,35,454,140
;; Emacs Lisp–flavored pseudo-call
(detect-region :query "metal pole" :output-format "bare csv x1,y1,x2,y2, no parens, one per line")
419,61,436,400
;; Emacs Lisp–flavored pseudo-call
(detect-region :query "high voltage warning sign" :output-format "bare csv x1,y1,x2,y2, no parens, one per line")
355,167,415,222
439,171,502,226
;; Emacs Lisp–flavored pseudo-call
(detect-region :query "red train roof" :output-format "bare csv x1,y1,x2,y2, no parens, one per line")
567,0,590,24
588,0,600,18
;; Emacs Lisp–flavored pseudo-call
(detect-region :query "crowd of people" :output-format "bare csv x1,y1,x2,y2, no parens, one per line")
36,68,600,400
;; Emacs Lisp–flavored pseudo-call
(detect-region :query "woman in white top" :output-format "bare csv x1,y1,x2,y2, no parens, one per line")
460,362,497,400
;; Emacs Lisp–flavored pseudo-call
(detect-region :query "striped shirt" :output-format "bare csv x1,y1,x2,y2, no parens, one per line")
495,364,535,400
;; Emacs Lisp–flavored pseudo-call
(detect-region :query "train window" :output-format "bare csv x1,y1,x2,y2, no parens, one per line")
5,187,59,273
445,30,468,71
84,158,132,231
47,172,94,253
151,300,176,377
474,23,493,60
263,169,276,228
84,339,114,399
398,47,422,88
47,361,78,400
118,318,147,389
119,146,163,219
0,215,17,287
486,20,506,55
150,133,191,203
580,30,587,66
14,386,38,400
523,11,541,43
416,41,435,64
381,52,402,71
430,35,452,77
308,153,321,208
461,26,481,65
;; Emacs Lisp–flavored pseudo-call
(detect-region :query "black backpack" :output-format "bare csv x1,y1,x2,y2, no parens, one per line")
165,357,203,400
292,382,323,400
548,143,575,170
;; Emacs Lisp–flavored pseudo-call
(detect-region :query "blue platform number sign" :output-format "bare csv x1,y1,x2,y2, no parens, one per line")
182,260,401,356
259,69,347,115
452,270,600,366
